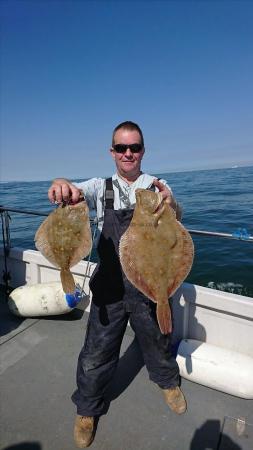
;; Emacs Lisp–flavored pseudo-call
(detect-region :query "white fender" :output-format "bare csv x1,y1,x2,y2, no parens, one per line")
8,282,85,317
176,339,253,399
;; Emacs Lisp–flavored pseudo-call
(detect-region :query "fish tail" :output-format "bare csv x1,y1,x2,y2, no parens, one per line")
156,303,172,335
60,269,75,294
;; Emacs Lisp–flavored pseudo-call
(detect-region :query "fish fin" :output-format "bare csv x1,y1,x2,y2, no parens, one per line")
167,225,194,297
156,303,172,335
119,232,129,257
35,237,60,267
60,269,75,294
35,219,60,267
119,231,156,300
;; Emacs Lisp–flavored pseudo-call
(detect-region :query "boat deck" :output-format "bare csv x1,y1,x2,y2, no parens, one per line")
1,289,252,450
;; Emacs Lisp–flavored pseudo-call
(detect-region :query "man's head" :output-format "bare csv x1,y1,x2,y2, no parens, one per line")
110,121,145,181
112,121,144,148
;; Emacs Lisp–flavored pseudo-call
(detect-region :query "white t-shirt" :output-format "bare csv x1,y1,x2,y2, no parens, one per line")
74,172,173,244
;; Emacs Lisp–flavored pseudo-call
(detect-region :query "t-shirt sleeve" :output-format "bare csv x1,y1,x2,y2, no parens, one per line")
73,178,102,211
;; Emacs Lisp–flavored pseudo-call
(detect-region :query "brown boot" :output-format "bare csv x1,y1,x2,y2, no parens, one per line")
74,415,95,448
162,386,187,414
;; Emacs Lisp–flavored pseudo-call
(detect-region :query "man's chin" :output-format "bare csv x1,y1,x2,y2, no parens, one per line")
121,162,136,172
121,166,135,175
117,164,141,178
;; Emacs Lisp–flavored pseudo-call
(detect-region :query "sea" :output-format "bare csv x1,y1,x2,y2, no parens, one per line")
1,166,253,298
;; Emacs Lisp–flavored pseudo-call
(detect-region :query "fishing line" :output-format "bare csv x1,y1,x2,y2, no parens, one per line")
79,218,98,296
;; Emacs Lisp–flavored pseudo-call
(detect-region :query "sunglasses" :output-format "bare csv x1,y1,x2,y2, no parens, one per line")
112,143,143,153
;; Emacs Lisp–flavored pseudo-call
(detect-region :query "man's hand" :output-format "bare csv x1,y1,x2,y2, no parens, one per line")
153,178,182,220
152,178,176,206
48,178,82,204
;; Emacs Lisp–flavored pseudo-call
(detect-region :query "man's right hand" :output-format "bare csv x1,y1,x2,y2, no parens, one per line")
48,178,82,204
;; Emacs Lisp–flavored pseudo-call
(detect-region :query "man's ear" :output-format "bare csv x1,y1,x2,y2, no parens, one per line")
110,147,115,160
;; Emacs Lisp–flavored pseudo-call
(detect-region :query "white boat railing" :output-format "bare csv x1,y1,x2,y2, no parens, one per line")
1,205,253,238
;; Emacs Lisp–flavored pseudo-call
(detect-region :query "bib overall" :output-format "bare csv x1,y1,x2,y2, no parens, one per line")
72,179,179,416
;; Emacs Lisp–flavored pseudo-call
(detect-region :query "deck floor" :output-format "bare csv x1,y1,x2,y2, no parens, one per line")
1,290,252,450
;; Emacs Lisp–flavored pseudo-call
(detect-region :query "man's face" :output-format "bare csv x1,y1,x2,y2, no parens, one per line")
110,128,145,178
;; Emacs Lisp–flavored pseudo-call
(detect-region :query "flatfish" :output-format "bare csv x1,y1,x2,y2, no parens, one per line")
119,189,194,334
35,200,92,294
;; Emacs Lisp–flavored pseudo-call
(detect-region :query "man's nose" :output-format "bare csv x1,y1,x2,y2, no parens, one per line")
124,147,133,157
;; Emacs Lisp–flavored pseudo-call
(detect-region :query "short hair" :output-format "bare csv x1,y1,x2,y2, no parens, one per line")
112,121,144,147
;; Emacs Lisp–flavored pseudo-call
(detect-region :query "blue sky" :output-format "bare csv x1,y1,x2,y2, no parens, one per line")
1,0,252,181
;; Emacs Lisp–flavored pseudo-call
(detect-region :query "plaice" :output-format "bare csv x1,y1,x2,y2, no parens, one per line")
119,189,194,334
35,200,92,294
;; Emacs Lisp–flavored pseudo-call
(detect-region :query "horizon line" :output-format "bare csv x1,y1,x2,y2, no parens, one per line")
1,163,253,183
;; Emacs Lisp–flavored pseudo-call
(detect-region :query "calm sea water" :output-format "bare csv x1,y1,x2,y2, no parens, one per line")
1,166,253,297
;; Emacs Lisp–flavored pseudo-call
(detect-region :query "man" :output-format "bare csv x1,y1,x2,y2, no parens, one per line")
48,121,186,448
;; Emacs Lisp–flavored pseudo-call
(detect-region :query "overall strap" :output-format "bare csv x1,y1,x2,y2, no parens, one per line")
105,178,114,209
105,176,161,207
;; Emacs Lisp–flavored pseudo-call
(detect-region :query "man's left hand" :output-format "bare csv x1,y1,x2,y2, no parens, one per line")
153,178,181,220
152,179,176,207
